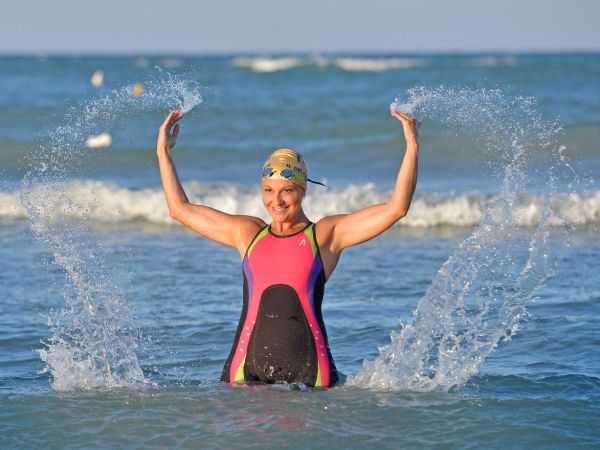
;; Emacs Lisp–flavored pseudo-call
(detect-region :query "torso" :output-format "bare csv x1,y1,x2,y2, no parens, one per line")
240,216,343,282
221,222,339,387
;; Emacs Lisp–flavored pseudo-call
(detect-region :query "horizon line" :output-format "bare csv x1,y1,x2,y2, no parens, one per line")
1,49,600,58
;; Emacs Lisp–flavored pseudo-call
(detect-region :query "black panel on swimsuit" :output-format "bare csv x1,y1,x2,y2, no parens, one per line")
245,284,319,385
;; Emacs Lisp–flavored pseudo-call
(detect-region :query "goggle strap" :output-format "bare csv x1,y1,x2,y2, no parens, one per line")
307,178,326,186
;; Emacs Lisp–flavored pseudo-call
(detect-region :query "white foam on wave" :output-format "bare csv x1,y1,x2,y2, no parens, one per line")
231,57,307,73
231,56,423,72
5,181,598,227
334,57,422,72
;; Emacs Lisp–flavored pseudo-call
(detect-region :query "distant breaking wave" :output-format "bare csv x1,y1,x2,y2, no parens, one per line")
230,55,520,72
4,180,597,227
231,56,424,73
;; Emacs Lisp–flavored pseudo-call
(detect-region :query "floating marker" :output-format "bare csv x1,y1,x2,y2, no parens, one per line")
91,70,104,87
85,132,112,148
132,83,143,97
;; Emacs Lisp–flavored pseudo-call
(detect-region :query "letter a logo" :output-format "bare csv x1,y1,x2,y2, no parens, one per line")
299,238,306,246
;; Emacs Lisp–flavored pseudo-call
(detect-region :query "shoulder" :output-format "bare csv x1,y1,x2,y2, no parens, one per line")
239,215,267,228
233,215,267,257
238,215,267,238
315,214,345,231
315,214,347,249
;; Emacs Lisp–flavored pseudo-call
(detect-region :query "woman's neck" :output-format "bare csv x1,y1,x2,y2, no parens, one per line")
270,212,310,237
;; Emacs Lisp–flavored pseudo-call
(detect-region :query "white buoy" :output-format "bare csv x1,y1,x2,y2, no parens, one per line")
85,132,112,148
91,70,104,87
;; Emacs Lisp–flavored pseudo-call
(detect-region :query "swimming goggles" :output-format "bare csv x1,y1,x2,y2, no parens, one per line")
261,168,326,186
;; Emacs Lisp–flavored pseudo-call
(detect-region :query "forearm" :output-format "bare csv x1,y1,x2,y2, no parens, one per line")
324,111,420,252
157,146,190,217
388,140,418,218
327,141,418,251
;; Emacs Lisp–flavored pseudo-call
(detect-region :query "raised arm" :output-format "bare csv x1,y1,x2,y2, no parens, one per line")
157,111,264,257
317,110,420,263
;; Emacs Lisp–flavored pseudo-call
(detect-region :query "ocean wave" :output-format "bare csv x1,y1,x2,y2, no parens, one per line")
231,57,309,73
470,56,519,67
333,57,422,72
6,180,599,228
229,55,524,73
231,56,422,73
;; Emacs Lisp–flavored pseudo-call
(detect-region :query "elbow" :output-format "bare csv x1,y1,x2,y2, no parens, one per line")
396,197,415,221
383,201,409,223
396,209,408,221
168,202,187,222
395,202,411,221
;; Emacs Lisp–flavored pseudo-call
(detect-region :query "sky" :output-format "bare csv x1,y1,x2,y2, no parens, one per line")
2,0,599,54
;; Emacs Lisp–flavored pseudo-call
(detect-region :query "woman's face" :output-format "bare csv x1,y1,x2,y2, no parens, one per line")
261,177,305,223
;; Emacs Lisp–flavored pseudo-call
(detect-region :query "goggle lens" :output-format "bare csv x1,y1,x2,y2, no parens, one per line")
262,168,275,178
280,169,295,180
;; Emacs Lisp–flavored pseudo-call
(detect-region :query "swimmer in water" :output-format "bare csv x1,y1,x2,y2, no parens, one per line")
156,109,420,387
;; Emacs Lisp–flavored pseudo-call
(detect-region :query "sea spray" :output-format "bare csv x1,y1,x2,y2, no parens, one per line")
21,75,203,390
346,87,576,391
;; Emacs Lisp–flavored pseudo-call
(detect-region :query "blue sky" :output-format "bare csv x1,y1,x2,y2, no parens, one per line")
2,0,599,54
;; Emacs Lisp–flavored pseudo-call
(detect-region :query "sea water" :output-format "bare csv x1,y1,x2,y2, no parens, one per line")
1,54,599,448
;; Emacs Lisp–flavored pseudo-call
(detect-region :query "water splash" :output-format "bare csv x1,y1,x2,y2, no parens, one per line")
21,74,202,391
347,87,576,391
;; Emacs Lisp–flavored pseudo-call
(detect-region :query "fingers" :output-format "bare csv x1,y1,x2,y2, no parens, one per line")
172,124,180,139
390,109,413,119
168,110,184,125
161,110,184,130
390,109,419,125
390,109,420,143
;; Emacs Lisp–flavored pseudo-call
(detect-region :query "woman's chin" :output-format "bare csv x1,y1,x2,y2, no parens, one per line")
268,208,290,220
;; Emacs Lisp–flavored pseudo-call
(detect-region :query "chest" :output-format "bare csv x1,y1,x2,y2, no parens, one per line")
244,232,319,288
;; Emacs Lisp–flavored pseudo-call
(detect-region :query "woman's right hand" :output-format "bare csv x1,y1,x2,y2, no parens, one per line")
157,110,184,153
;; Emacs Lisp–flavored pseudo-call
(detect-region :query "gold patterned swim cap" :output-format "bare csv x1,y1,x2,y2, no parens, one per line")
262,148,309,189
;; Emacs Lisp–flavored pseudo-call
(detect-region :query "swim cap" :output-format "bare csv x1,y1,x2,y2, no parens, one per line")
262,148,309,189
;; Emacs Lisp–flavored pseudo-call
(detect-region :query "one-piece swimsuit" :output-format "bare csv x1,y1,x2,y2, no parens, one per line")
220,222,339,387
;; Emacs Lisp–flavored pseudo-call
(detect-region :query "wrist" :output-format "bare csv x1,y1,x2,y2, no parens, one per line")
406,141,419,152
156,145,171,156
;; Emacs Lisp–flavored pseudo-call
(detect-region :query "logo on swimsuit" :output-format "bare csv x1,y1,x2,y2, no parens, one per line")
299,238,306,246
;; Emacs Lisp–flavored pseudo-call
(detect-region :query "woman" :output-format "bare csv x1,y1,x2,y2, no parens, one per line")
157,109,420,387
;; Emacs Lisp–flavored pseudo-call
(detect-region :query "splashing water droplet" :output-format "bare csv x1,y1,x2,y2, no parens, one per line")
347,86,578,392
21,74,202,391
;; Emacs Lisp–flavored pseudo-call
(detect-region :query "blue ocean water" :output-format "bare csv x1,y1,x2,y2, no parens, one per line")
1,54,599,448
